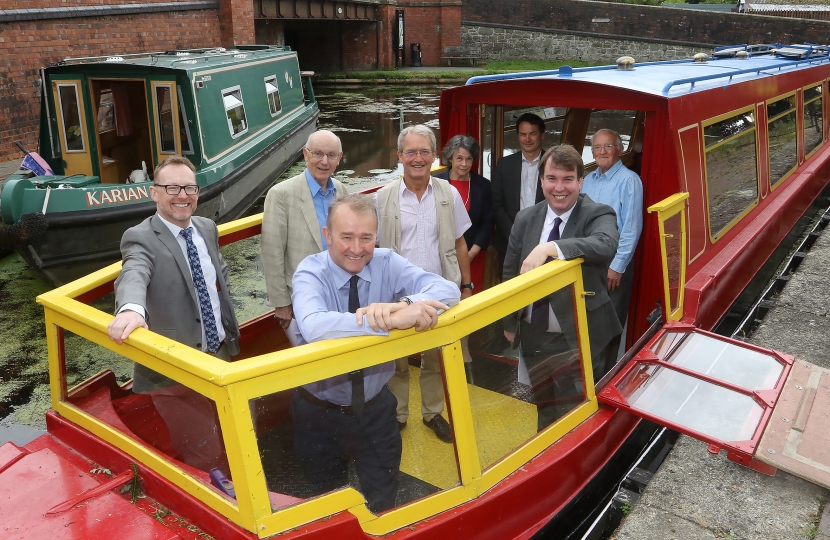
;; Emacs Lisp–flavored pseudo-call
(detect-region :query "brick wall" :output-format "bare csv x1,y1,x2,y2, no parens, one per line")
0,1,255,166
396,1,461,67
342,21,380,71
462,0,830,46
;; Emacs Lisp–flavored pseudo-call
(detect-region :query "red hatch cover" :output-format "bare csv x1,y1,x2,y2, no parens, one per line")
598,321,793,475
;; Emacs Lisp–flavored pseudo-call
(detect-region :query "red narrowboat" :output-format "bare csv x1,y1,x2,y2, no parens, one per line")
2,48,830,539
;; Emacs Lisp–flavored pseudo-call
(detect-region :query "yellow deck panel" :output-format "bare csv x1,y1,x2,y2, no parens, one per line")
400,366,537,489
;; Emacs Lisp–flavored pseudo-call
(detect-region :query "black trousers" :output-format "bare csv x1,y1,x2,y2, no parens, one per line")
291,385,401,513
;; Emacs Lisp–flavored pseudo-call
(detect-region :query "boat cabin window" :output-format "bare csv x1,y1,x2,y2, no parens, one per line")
222,86,248,138
702,107,759,240
503,106,566,158
804,82,824,158
155,85,177,154
97,89,115,133
177,87,194,155
767,93,798,189
583,109,639,166
264,75,282,117
57,83,86,152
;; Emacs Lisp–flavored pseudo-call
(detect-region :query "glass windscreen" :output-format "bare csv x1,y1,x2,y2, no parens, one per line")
155,86,176,153
616,363,764,442
649,331,784,390
463,283,587,472
663,213,682,314
61,323,234,505
804,84,824,157
251,342,461,515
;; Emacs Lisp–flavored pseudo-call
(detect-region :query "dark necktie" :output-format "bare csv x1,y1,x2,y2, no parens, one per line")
180,228,221,353
347,275,365,420
530,217,562,333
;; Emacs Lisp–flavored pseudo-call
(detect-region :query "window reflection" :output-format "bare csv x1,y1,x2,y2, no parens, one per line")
767,95,798,188
704,109,758,238
58,83,85,152
804,84,824,157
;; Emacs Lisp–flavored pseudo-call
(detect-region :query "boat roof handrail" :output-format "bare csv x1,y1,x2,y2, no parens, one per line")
465,58,697,86
59,46,287,66
662,55,830,93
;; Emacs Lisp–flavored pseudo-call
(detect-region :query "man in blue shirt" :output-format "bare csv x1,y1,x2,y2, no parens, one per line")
291,193,460,513
262,129,347,330
581,129,643,328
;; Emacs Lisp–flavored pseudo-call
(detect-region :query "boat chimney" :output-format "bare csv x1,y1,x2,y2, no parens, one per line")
693,52,708,63
616,56,635,70
736,50,749,60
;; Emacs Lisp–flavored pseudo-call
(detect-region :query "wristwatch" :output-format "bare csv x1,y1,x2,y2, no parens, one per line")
398,296,413,305
460,283,474,290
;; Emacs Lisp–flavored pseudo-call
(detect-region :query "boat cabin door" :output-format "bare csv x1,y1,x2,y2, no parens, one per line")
52,80,94,177
598,194,830,488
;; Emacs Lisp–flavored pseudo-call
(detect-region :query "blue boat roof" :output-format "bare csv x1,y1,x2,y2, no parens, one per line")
466,54,830,98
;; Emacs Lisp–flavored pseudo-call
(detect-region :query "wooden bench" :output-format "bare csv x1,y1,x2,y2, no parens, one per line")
441,45,481,67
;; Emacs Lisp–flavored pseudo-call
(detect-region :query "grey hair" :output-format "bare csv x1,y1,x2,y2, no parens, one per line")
305,129,343,153
590,128,623,150
397,124,437,153
326,193,378,231
442,134,481,165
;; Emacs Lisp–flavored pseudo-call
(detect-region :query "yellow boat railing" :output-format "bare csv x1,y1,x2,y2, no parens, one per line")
38,212,598,538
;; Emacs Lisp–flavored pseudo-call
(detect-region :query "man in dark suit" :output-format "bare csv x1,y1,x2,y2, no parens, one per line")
107,155,240,471
502,145,621,429
491,113,546,274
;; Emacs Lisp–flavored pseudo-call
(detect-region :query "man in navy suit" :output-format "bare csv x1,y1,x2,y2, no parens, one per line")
491,113,546,275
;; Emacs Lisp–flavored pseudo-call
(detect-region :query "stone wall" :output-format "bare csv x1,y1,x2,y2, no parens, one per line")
462,0,830,47
463,24,710,64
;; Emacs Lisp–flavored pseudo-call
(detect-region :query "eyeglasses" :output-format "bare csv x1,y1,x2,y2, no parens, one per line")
592,144,617,152
402,150,434,158
306,149,341,161
154,184,200,195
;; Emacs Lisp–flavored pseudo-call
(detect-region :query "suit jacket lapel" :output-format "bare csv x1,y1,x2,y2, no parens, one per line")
298,181,324,251
560,195,584,240
524,203,548,258
151,214,199,308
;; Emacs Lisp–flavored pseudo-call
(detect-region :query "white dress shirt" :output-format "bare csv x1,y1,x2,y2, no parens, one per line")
520,152,542,210
119,213,225,350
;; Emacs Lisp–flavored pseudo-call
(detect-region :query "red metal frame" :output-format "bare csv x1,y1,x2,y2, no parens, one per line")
598,321,793,474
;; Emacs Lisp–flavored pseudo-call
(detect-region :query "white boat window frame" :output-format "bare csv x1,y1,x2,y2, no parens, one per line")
177,86,194,155
154,84,177,155
57,82,87,153
221,85,249,139
264,75,282,117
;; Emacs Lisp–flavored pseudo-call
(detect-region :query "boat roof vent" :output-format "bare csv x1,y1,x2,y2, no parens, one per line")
736,50,749,60
176,52,191,56
105,56,124,63
693,52,708,63
617,56,635,70
234,54,249,59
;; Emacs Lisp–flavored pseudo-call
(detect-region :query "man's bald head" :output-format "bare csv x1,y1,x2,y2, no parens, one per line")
303,129,343,187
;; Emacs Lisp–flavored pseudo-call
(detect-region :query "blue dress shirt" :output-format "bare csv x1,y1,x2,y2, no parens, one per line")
304,169,338,249
291,248,460,405
581,160,643,274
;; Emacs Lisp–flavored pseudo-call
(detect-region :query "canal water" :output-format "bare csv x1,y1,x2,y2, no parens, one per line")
0,85,447,444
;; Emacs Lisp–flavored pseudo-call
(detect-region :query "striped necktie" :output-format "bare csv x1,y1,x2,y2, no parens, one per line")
180,227,221,353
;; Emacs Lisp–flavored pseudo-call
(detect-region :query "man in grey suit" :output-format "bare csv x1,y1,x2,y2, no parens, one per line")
107,155,240,471
502,145,621,429
261,129,347,329
491,113,546,275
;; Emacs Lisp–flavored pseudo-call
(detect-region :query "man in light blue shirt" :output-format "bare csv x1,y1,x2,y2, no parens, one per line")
581,129,643,327
291,193,459,513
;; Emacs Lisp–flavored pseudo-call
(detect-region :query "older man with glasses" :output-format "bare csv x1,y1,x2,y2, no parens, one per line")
261,129,348,329
581,129,643,338
374,124,472,443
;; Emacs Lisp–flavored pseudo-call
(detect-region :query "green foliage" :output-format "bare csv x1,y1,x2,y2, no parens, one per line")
621,501,633,515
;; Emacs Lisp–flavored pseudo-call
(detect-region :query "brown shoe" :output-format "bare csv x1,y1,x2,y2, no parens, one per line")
423,415,453,443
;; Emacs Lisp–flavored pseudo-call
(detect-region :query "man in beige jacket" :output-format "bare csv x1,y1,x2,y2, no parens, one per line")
262,130,347,327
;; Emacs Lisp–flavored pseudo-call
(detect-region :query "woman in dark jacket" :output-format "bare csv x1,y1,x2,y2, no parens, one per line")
435,135,493,292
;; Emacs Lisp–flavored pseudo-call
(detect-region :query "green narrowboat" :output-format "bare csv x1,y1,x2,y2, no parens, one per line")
0,45,318,285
